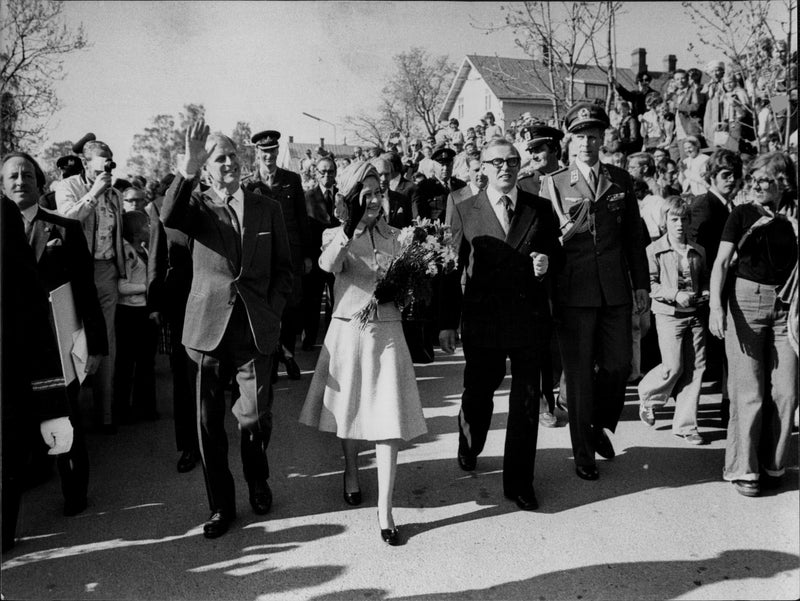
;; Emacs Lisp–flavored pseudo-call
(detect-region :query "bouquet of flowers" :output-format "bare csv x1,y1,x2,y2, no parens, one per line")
352,218,459,329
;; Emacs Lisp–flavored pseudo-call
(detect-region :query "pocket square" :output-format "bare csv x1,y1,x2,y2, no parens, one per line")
46,238,63,247
257,231,271,236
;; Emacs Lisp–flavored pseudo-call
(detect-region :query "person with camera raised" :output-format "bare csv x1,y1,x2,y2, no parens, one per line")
56,136,126,434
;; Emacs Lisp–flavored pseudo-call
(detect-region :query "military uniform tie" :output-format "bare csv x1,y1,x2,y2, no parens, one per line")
588,168,598,197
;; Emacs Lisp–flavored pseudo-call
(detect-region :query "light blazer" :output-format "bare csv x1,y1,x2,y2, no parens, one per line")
160,175,294,355
440,189,563,348
319,221,402,322
55,174,126,277
30,207,108,356
540,162,649,307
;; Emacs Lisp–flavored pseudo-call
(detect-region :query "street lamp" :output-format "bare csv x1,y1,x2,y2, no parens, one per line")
302,111,337,146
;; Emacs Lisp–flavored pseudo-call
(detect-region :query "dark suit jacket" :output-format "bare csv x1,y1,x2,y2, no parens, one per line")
305,185,339,260
394,178,417,203
245,169,311,305
440,189,563,348
161,175,294,355
540,162,649,307
146,197,193,318
1,198,69,424
444,184,478,227
386,189,411,228
688,190,730,268
29,207,108,356
517,173,542,196
412,176,466,222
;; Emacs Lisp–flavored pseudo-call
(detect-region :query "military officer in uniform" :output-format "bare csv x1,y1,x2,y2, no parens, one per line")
540,102,650,481
244,130,311,381
411,143,466,223
517,124,565,196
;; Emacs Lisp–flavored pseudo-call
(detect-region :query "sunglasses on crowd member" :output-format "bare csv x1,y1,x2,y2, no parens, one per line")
483,157,521,169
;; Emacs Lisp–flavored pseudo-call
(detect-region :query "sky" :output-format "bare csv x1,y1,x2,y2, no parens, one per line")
37,1,796,170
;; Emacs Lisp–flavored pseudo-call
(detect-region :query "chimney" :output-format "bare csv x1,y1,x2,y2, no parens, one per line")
631,48,647,74
320,137,325,148
288,135,294,143
663,54,677,73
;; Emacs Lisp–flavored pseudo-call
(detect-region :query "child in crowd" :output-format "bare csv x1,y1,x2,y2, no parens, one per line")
679,136,710,197
639,92,665,152
114,210,158,423
638,197,709,445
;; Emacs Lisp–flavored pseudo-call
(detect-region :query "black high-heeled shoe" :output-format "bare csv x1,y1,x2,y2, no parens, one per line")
343,474,362,506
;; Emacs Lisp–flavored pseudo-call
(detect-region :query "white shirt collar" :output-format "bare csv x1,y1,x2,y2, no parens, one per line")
485,185,518,208
21,203,39,224
211,186,243,204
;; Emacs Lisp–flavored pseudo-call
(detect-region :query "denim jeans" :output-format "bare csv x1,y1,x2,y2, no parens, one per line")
723,278,798,482
638,312,706,434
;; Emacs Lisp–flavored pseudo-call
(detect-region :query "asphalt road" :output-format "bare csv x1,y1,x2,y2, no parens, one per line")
2,346,798,601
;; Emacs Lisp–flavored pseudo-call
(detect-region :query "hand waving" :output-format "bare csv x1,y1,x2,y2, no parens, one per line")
182,120,212,177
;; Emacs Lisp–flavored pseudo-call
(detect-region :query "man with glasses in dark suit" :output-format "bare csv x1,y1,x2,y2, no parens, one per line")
439,138,562,511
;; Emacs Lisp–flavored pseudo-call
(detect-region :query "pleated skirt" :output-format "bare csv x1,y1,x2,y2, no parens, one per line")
299,317,427,441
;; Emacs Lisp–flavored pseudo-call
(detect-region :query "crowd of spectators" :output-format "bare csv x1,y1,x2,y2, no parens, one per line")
1,44,797,551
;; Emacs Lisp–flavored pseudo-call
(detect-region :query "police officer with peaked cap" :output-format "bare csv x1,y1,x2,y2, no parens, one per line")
244,129,311,381
517,123,565,196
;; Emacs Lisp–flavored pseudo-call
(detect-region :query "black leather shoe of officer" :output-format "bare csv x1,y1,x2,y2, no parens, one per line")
177,450,199,473
457,452,476,471
249,481,273,515
284,357,301,380
203,510,235,539
504,490,539,511
63,495,88,517
593,428,615,460
575,465,600,480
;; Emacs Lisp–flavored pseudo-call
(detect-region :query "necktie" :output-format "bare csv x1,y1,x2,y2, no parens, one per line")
324,189,333,213
225,195,241,236
24,216,34,242
588,169,598,196
501,195,514,230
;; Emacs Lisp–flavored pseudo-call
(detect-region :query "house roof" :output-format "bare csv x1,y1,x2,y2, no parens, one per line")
439,54,674,120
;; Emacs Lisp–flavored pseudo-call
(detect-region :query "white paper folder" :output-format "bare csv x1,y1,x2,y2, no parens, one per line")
49,282,88,386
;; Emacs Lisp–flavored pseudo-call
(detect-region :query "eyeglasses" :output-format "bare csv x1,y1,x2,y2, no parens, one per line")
483,157,521,169
751,177,776,188
318,169,335,175
717,171,736,180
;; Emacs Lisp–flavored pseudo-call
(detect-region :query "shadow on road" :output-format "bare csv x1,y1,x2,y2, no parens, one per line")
306,549,799,600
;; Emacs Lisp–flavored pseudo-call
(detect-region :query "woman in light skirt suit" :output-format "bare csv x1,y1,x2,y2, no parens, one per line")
299,162,426,545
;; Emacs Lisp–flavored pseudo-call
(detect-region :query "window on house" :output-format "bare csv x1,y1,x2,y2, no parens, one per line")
584,83,608,100
457,100,464,120
485,91,491,111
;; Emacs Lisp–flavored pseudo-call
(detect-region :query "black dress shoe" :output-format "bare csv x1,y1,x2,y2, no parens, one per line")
593,429,615,459
457,453,476,471
285,357,301,380
63,496,88,517
249,481,273,515
505,491,539,511
203,510,235,539
380,527,400,546
575,465,600,480
177,450,199,473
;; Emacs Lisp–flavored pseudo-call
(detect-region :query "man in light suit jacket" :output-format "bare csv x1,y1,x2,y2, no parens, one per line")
56,139,126,433
444,157,486,227
161,121,293,539
439,138,563,511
